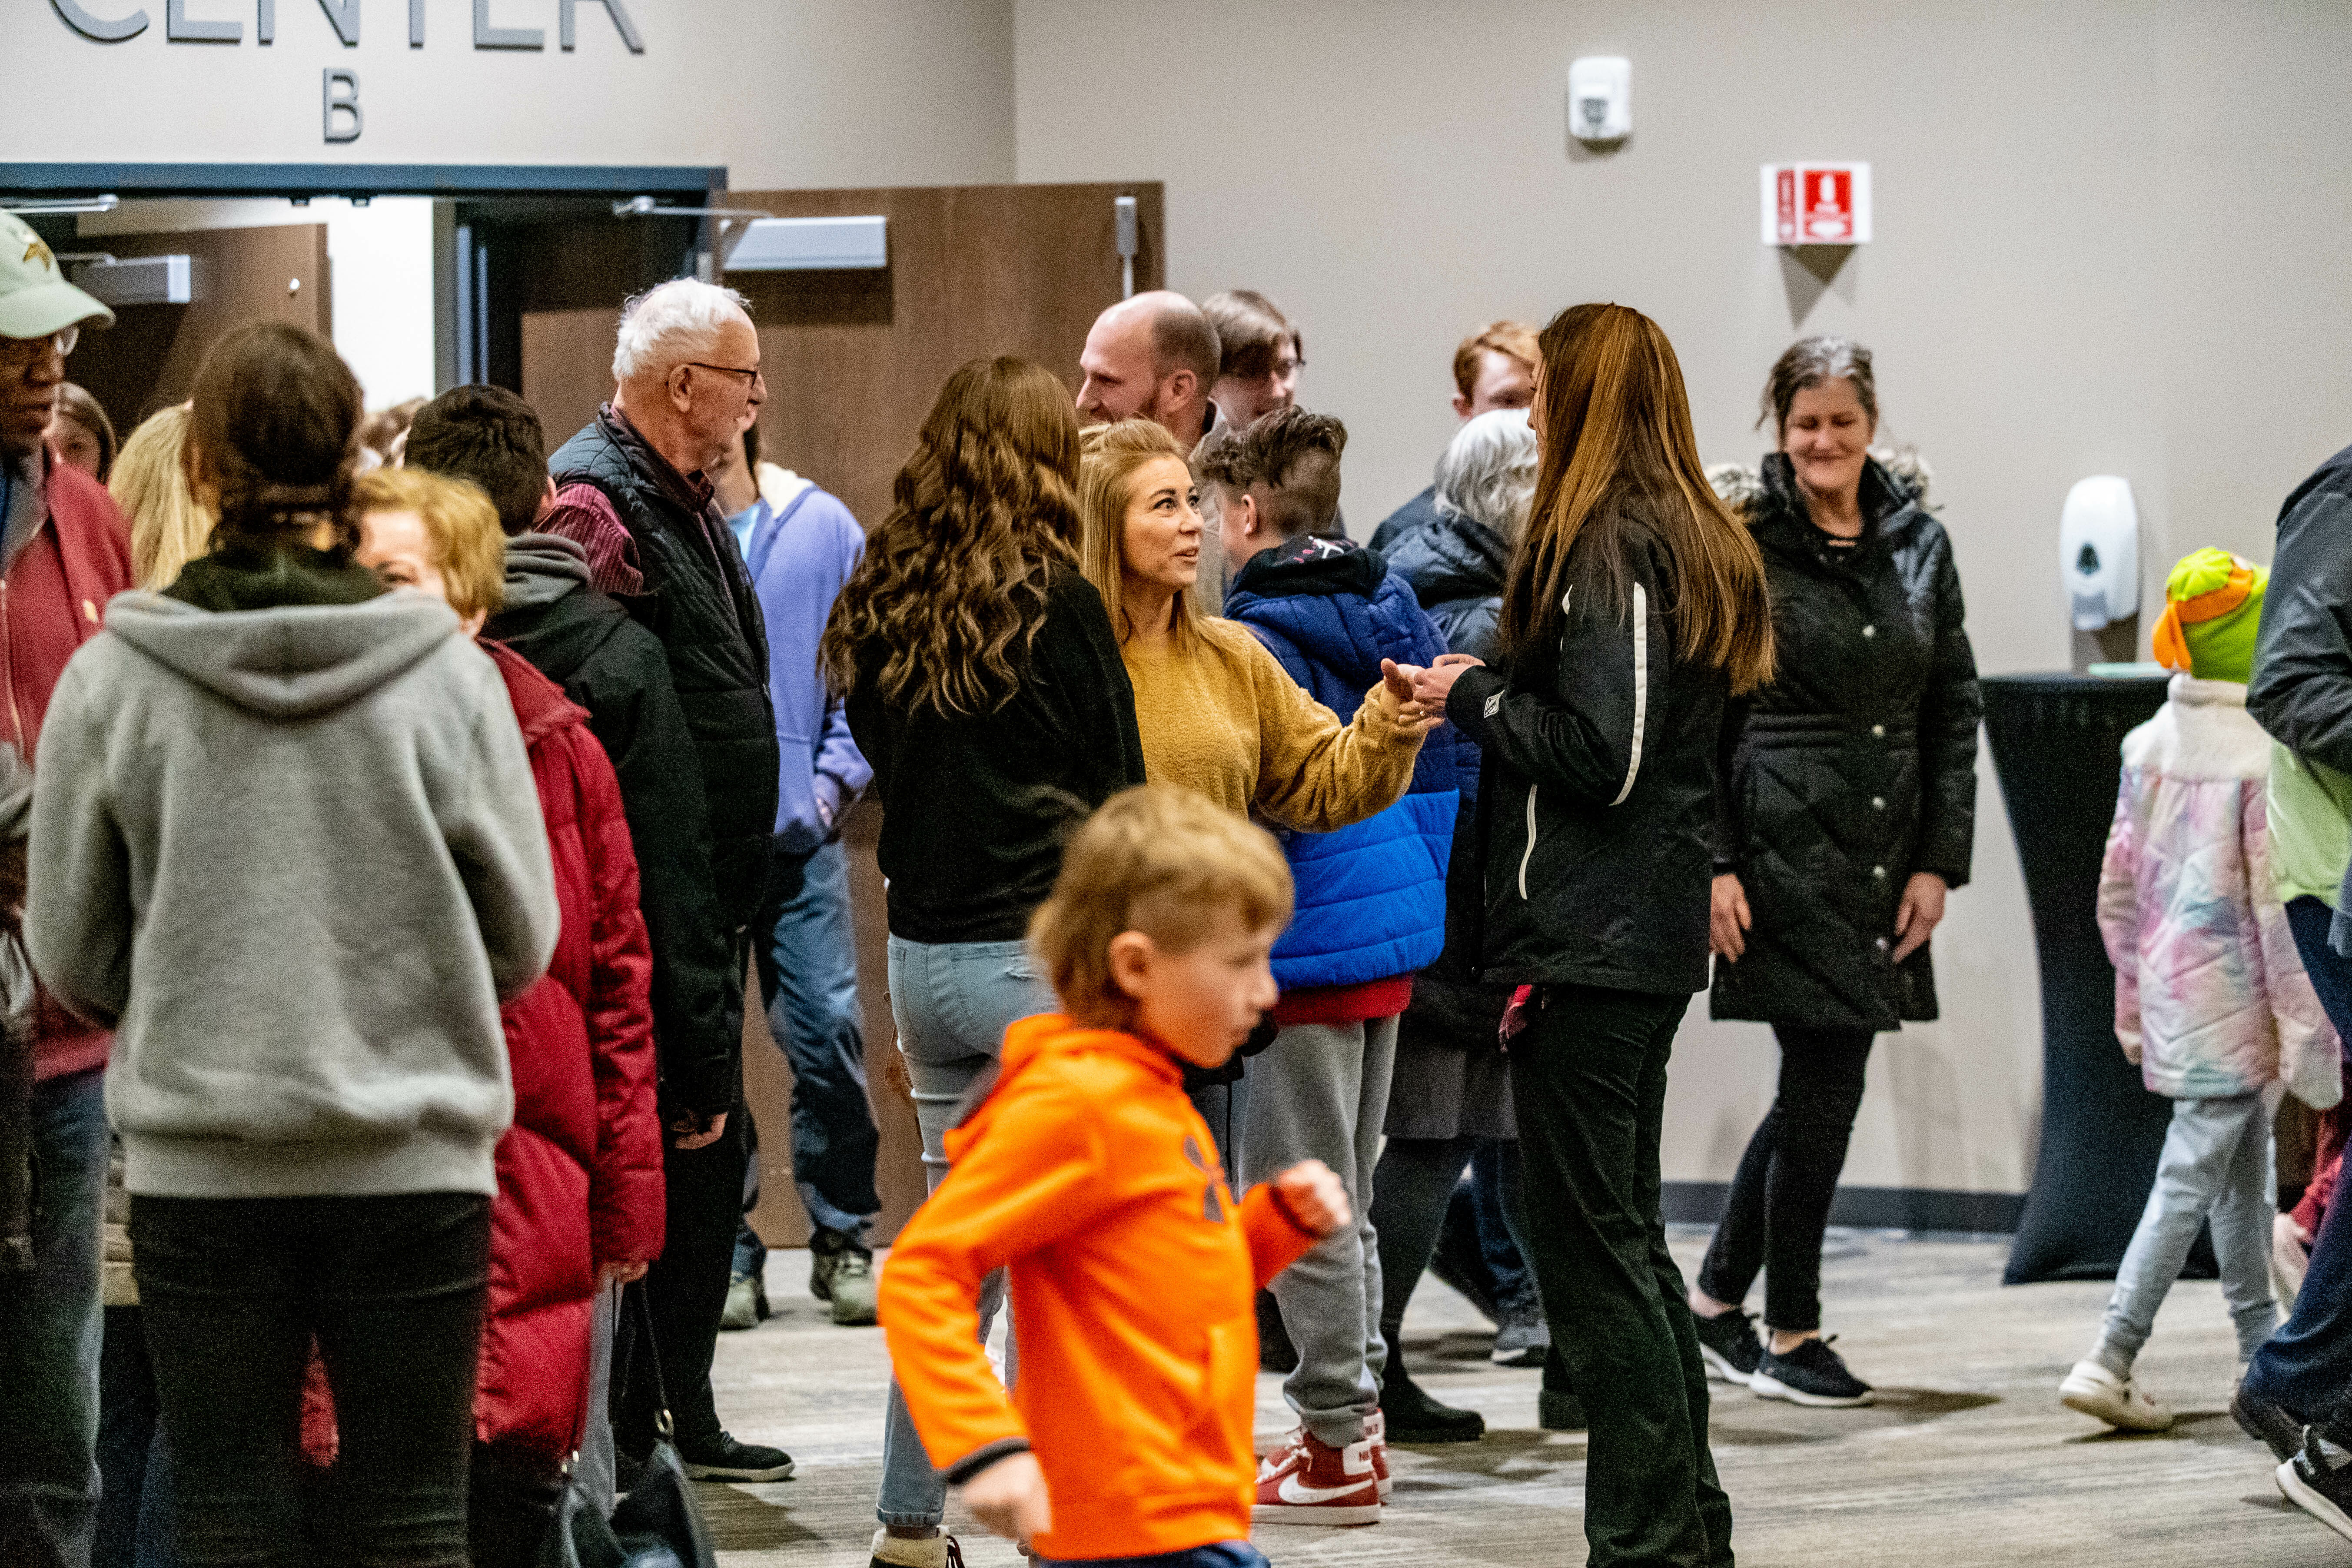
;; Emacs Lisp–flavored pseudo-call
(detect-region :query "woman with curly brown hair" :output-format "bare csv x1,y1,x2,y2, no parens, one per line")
818,355,1146,1568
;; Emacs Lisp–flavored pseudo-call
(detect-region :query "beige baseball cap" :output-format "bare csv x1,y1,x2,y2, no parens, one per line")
0,210,114,342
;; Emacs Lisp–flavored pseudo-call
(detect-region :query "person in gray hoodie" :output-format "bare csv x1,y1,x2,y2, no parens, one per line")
24,324,558,1567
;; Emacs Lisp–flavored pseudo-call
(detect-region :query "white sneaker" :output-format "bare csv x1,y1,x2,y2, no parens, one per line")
2059,1359,2173,1432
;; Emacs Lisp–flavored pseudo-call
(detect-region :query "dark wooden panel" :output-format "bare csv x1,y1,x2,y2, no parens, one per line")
724,180,1164,533
519,307,620,457
64,224,331,437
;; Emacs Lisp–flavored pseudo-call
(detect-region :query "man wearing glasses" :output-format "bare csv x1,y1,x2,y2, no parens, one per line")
0,209,134,1566
545,279,790,1485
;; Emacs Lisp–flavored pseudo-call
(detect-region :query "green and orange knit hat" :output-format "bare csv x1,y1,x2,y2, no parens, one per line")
2152,547,2266,685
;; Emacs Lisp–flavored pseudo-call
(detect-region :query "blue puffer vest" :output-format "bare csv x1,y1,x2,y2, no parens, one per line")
1225,535,1457,991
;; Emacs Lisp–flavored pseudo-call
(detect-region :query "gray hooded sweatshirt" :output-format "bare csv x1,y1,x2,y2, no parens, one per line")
27,590,559,1200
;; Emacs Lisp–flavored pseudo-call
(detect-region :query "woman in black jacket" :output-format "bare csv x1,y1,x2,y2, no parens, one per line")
1406,303,1772,1568
1688,338,1982,1409
818,357,1148,1568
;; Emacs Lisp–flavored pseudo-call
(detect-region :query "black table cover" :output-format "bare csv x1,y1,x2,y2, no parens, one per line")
1987,673,2218,1284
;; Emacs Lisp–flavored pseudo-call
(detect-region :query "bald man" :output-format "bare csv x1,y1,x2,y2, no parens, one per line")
1077,289,1232,601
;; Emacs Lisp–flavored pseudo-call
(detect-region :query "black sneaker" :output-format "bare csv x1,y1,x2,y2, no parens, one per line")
1691,1307,1763,1387
677,1431,795,1482
1751,1336,1873,1408
2278,1431,2352,1544
2235,1379,2306,1462
1378,1349,1484,1442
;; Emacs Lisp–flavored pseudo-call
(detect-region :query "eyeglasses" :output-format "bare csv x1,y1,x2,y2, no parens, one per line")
683,361,764,392
0,326,78,368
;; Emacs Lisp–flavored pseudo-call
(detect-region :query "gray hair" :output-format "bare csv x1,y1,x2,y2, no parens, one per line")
1758,336,1876,434
611,278,752,381
1433,408,1538,541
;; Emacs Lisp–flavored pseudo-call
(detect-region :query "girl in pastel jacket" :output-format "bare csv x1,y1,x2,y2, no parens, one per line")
2064,549,2341,1435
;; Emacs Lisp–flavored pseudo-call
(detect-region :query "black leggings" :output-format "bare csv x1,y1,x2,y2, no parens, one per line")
1370,1135,1532,1353
129,1192,490,1568
1694,1024,1875,1333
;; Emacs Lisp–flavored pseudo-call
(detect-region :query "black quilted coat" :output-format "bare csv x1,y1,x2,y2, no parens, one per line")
1709,453,1982,1030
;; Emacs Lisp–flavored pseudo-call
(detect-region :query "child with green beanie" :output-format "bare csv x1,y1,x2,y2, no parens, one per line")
2062,548,2344,1432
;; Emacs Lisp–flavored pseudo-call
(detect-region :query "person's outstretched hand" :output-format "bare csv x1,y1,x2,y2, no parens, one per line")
1274,1159,1352,1238
1375,661,1443,734
963,1451,1051,1547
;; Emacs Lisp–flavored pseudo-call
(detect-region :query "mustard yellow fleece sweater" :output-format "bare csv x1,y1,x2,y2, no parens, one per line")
1121,616,1424,830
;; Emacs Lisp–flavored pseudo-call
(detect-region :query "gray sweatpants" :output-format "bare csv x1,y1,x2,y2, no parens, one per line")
2095,1090,2278,1371
1240,1014,1399,1448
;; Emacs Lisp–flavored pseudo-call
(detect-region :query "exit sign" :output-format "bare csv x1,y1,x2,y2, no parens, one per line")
1761,163,1872,245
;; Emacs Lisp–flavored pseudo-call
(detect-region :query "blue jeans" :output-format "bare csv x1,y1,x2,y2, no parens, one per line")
1037,1545,1269,1568
875,936,1053,1531
0,1067,108,1568
2096,1092,2276,1367
2248,897,2352,1420
751,837,880,1242
1471,1141,1542,1319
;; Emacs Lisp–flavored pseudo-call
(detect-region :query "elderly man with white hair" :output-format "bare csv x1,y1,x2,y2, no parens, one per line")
543,278,790,1485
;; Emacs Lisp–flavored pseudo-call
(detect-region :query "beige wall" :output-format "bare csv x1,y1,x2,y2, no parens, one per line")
6,0,1015,189
1017,0,2352,1194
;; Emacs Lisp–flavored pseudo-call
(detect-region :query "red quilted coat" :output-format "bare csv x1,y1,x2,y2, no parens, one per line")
475,641,665,1460
301,641,666,1468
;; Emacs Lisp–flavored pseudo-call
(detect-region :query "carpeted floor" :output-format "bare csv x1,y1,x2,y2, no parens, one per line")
694,1228,2340,1566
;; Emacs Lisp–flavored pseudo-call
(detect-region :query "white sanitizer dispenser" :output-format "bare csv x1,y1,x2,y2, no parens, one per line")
2060,476,2139,631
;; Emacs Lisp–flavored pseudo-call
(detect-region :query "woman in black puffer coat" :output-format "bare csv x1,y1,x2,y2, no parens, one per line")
1688,338,1983,1410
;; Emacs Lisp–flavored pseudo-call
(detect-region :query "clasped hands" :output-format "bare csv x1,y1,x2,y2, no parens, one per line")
1378,653,1484,731
958,1160,1353,1551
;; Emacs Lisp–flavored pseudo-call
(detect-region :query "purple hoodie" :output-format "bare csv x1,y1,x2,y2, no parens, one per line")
731,468,871,854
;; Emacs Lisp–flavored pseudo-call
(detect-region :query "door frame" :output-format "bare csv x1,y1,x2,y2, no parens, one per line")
4,163,731,395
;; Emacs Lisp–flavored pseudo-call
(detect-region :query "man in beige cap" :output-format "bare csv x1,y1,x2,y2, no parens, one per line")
0,207,134,1568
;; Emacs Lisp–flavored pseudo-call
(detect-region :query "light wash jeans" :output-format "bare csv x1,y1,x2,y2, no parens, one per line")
874,936,1054,1531
2096,1090,2278,1370
751,837,880,1241
0,1067,108,1568
1240,1016,1397,1448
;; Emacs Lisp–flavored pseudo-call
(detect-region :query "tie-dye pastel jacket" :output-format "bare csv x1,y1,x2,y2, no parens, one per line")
2097,674,2342,1107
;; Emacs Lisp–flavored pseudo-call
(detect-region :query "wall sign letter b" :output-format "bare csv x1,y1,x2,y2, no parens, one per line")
322,68,361,143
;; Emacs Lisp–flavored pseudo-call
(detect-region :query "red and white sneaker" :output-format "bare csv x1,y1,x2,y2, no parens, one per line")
1364,1409,1393,1500
1253,1426,1382,1525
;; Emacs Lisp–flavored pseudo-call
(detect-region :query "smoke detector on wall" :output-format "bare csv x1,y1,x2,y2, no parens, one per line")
1568,56,1631,143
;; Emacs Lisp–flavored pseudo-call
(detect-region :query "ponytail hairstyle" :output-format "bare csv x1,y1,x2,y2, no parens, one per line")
820,356,1085,718
1498,303,1774,696
183,323,365,558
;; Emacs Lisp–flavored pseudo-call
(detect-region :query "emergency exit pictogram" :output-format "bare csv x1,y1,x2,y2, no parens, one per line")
1760,163,1873,244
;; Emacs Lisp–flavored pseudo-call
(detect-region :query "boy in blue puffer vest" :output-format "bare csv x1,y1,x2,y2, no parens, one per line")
1208,408,1458,1525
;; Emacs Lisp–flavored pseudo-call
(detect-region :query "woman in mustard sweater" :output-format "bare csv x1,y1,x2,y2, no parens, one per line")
1077,419,1431,825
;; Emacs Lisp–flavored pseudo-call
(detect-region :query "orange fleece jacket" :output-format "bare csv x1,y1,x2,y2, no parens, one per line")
878,1013,1318,1560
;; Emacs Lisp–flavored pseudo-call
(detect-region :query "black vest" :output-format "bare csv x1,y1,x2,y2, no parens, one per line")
550,411,778,931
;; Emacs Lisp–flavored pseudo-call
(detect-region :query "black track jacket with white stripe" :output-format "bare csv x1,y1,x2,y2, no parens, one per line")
1445,509,1728,996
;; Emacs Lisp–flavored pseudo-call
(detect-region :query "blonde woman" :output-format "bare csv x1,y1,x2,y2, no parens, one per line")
1076,416,1432,1522
109,404,214,590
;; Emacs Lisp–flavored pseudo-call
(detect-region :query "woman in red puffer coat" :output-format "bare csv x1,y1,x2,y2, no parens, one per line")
346,470,667,1561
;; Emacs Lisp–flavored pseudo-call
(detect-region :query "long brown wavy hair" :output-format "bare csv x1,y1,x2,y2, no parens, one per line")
820,357,1084,717
1497,303,1774,695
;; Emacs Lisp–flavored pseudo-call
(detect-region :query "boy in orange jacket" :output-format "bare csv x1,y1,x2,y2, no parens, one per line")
878,784,1350,1565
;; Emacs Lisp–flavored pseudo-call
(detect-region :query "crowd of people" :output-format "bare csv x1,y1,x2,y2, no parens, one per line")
7,191,2352,1568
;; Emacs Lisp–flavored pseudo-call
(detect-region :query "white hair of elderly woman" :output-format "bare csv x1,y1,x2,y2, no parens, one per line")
611,278,754,382
1433,407,1538,541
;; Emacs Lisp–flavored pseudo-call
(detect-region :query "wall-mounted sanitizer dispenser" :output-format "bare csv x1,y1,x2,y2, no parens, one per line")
2060,476,2139,631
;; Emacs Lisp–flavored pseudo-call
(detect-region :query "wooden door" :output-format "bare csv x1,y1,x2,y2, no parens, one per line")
63,225,332,440
512,181,1164,1251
